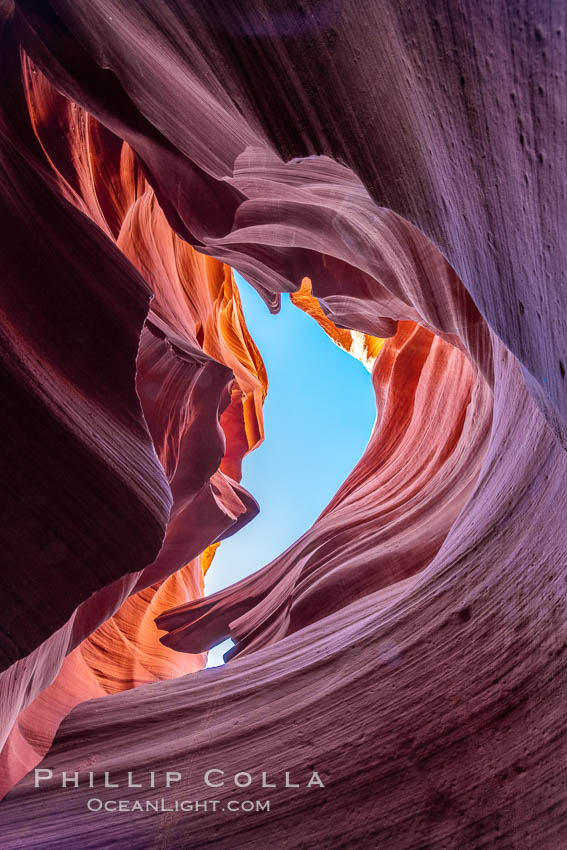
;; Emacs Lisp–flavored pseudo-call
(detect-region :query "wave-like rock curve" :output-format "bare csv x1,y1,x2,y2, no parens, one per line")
1,2,566,848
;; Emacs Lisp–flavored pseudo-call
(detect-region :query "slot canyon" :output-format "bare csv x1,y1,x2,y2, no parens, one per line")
0,2,566,848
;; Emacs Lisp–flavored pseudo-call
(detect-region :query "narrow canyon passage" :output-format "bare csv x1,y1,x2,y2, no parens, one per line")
2,4,567,848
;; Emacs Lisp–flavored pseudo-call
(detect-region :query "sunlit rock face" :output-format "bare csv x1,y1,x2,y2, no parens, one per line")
1,2,567,848
159,319,493,659
0,52,266,797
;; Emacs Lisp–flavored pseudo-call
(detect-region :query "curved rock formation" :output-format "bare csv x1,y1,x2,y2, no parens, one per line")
290,277,385,371
158,320,492,659
1,2,567,848
0,51,267,796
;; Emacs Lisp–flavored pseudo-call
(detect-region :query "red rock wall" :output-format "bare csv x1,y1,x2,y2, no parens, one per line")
0,55,267,797
1,2,566,848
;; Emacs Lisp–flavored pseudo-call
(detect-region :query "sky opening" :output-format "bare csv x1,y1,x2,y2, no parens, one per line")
205,273,376,666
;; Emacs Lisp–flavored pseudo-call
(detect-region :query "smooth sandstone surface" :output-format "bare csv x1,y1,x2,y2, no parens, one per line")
1,2,566,848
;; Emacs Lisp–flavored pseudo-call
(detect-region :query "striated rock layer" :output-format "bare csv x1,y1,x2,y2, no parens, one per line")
159,320,493,660
4,336,567,850
0,50,267,796
1,1,567,848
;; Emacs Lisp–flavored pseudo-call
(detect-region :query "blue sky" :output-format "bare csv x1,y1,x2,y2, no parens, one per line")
205,273,376,665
